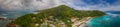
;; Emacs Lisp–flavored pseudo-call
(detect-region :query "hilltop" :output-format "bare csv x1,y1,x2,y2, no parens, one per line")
8,5,106,27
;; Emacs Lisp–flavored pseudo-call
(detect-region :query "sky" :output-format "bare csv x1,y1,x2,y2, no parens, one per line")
0,0,120,11
72,0,120,11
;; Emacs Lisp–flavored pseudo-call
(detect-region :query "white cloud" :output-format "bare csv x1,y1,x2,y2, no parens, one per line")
71,0,120,11
0,0,120,11
0,0,70,11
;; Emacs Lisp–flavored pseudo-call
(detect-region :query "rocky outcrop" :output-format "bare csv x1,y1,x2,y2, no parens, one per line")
6,22,19,27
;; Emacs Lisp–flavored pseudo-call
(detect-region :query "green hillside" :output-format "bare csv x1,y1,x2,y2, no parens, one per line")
13,5,106,27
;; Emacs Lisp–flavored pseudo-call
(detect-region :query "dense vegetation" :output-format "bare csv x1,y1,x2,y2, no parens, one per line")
13,5,106,27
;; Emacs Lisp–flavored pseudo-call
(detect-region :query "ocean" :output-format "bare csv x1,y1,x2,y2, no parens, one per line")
0,11,33,27
88,11,120,27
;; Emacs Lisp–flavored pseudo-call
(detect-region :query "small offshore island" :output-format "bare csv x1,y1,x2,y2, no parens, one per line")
6,5,106,27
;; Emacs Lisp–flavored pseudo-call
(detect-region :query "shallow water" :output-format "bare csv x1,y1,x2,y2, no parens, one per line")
88,12,120,27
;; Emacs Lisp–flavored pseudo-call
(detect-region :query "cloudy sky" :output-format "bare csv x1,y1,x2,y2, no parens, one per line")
72,0,120,11
0,0,120,11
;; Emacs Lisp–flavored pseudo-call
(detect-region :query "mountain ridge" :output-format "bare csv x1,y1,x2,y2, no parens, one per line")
7,5,106,27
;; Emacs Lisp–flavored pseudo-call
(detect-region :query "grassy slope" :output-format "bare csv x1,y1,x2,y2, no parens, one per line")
13,5,106,27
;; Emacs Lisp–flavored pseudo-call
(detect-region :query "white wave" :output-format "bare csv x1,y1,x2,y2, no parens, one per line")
106,13,119,17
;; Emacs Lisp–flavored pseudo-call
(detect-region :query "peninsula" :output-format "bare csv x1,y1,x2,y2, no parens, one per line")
7,5,106,27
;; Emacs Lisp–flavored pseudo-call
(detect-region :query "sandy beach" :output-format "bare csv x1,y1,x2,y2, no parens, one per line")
72,17,93,27
78,17,92,27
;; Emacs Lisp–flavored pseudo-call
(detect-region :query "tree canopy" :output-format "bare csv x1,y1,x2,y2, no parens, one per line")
13,5,106,27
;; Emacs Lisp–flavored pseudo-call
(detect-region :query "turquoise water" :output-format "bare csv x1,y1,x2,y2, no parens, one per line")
88,13,120,27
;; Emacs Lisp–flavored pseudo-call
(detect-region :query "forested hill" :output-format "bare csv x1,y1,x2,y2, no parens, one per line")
11,5,106,27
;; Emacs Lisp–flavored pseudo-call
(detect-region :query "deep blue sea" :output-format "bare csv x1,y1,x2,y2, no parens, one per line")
88,11,120,27
0,11,120,27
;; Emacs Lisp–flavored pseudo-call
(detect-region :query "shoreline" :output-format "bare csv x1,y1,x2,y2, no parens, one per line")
79,18,92,27
72,17,93,27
